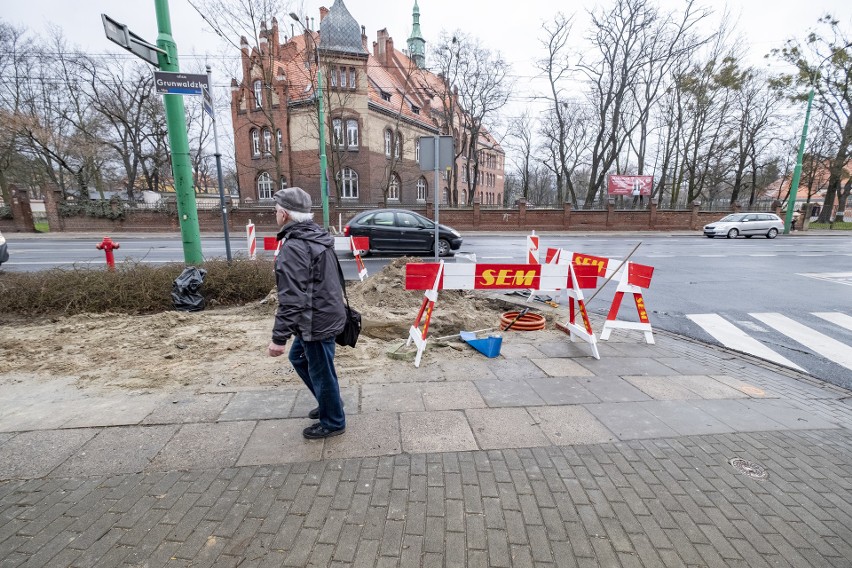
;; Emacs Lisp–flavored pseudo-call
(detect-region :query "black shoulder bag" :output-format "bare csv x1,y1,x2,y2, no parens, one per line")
334,256,362,347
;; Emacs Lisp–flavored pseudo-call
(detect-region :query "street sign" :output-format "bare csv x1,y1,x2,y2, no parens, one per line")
419,136,454,171
202,84,214,119
101,14,167,68
154,71,208,95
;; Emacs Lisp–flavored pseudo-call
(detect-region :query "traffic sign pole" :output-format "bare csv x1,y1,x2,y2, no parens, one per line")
206,65,232,263
154,0,203,265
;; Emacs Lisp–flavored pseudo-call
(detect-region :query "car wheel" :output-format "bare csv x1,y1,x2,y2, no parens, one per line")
745,235,753,239
766,228,778,239
437,238,451,257
726,228,738,239
705,235,714,238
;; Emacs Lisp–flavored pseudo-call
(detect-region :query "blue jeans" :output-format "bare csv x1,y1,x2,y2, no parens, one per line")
289,337,345,430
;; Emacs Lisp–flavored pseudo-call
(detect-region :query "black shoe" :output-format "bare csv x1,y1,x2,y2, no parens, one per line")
303,423,345,439
308,399,344,420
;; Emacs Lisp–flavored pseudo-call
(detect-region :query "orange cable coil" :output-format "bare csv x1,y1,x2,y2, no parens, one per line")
499,311,546,331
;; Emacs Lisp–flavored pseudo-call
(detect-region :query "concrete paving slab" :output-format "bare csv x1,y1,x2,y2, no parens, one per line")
535,340,600,358
526,377,600,405
739,399,841,430
61,394,169,429
605,343,677,358
483,359,550,381
676,375,750,399
321,412,401,459
691,400,789,432
577,356,681,376
585,402,679,440
0,429,97,480
527,406,616,446
147,421,256,471
51,425,179,477
421,382,486,411
438,359,498,382
361,383,424,413
474,379,546,407
465,408,549,450
623,376,702,400
0,402,82,432
236,419,323,466
710,375,778,398
577,376,652,403
400,411,478,453
291,386,358,418
530,358,595,377
639,400,734,436
218,390,296,422
498,342,546,360
143,393,232,424
0,433,13,447
655,357,724,375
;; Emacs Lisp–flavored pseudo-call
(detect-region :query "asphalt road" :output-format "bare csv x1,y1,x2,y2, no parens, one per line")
3,231,850,387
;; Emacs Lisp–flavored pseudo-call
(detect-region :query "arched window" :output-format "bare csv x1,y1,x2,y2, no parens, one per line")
262,128,272,155
250,129,260,157
339,168,359,199
257,172,273,200
276,129,283,152
461,190,467,204
388,173,400,200
280,176,288,190
253,80,262,109
394,131,402,159
384,129,392,158
443,187,450,204
346,119,359,148
332,118,343,147
416,177,427,201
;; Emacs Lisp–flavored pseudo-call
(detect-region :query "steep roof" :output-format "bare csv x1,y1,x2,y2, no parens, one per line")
319,0,368,56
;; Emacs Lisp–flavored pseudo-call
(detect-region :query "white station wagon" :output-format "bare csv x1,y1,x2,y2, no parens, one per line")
703,213,785,239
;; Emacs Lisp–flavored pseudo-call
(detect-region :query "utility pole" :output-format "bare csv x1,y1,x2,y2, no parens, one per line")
155,0,203,263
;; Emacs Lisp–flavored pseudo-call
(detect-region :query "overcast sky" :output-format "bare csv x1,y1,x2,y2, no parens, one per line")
4,0,850,148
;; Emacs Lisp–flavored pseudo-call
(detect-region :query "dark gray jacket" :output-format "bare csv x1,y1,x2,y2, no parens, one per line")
271,221,346,345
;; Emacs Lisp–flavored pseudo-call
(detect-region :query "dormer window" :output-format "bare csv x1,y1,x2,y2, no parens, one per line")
253,80,262,109
411,105,420,115
381,91,391,102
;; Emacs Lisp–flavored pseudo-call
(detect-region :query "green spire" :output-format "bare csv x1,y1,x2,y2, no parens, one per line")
407,0,425,68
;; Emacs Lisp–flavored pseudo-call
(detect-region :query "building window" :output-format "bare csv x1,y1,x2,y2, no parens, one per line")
415,138,420,162
381,91,391,102
276,129,283,152
280,176,288,190
330,69,337,88
257,172,273,200
394,132,402,159
346,119,359,148
339,67,347,88
250,129,260,157
253,80,262,109
417,177,427,201
339,168,359,198
384,129,392,158
388,173,400,200
332,118,343,147
263,128,272,155
461,190,467,204
349,67,356,89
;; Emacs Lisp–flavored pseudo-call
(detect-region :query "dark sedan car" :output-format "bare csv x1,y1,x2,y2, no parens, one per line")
343,209,463,257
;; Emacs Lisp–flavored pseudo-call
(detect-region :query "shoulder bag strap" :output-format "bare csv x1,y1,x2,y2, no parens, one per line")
333,251,352,310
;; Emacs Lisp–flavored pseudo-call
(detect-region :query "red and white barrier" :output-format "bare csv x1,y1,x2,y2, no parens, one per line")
599,262,655,344
527,231,540,264
350,236,369,281
556,263,601,359
246,219,256,260
405,261,445,367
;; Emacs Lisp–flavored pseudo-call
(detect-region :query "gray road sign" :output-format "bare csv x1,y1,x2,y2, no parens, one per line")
154,71,208,95
419,136,455,171
101,14,166,68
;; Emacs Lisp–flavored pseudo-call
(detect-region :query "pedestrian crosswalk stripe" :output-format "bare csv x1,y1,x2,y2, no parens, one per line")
813,312,852,332
751,312,852,372
686,314,806,371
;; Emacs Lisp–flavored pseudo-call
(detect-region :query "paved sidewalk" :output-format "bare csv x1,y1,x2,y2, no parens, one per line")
1,326,851,567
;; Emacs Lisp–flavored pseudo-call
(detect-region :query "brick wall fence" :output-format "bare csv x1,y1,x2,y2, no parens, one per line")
1,197,746,235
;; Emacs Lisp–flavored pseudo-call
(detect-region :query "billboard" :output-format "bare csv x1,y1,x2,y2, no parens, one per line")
607,175,653,196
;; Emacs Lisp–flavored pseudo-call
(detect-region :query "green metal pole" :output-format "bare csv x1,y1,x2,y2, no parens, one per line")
154,0,203,264
317,67,329,229
784,86,814,235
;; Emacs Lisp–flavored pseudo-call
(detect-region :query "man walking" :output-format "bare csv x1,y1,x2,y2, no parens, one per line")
267,187,347,439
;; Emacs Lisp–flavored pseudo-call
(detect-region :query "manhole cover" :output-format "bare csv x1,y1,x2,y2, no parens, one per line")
728,457,768,479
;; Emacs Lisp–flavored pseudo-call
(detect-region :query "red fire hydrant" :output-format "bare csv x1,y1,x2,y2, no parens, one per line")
96,236,120,271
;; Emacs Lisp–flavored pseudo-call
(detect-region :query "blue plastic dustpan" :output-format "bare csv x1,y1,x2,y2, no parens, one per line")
460,331,502,358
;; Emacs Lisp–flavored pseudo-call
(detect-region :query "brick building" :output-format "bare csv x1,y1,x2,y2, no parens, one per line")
230,0,505,208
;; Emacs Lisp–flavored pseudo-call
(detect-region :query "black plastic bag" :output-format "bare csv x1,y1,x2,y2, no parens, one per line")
172,266,207,312
0,243,8,266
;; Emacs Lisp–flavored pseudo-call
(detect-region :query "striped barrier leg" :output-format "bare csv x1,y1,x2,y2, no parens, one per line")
405,261,444,367
599,262,655,344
